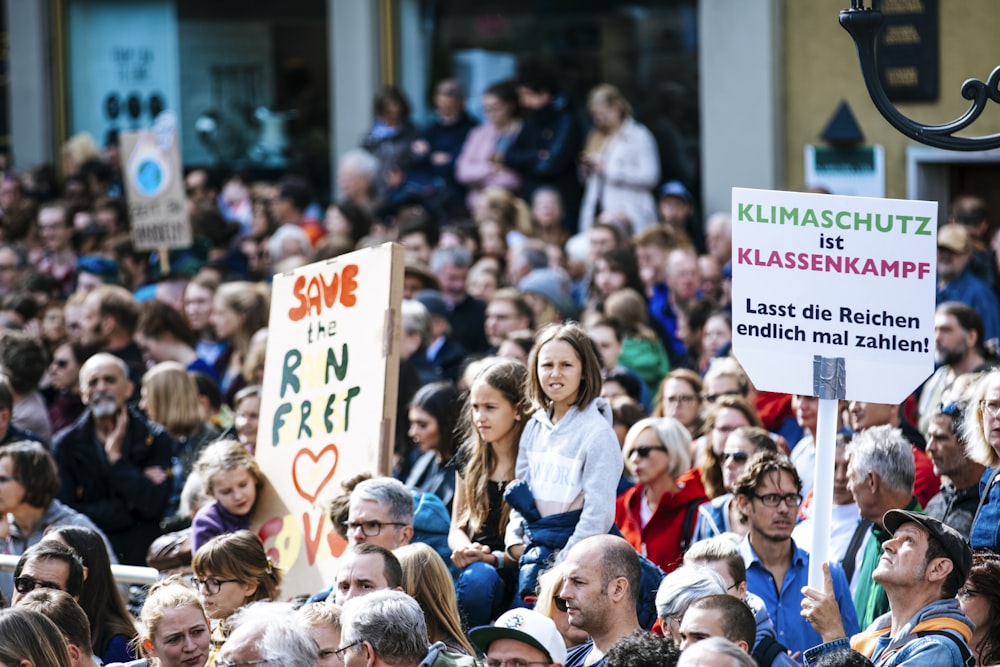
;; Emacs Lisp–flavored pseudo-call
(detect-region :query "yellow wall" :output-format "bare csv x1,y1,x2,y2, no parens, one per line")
784,1,1000,199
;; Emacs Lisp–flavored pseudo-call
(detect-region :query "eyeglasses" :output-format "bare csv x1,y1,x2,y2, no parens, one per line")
0,475,15,484
335,641,362,660
629,446,667,458
958,587,980,601
14,576,63,595
217,659,273,667
664,394,697,405
344,520,406,537
704,390,742,403
553,596,568,612
723,451,750,463
981,400,1000,418
191,577,239,595
486,660,553,667
752,493,803,508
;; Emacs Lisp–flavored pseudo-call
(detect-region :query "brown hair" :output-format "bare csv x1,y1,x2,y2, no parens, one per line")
527,322,604,411
699,396,763,498
192,530,281,604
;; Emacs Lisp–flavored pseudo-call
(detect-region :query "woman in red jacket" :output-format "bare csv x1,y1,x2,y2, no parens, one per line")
615,417,708,573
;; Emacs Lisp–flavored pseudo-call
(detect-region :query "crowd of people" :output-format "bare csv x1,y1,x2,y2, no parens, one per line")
1,67,1000,667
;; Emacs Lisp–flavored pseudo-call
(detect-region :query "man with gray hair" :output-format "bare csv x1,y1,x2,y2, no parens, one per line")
348,477,416,551
656,565,728,647
338,148,378,209
339,589,429,667
845,424,920,628
217,601,318,667
53,352,173,565
429,246,488,353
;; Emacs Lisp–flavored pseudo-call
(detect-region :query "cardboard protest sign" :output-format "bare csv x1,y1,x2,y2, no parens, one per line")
731,187,937,405
254,243,403,597
120,112,191,251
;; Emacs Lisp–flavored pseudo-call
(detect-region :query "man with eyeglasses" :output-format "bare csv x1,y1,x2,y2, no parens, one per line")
10,541,84,605
347,477,415,550
339,589,475,667
735,451,858,658
802,510,974,667
469,608,567,667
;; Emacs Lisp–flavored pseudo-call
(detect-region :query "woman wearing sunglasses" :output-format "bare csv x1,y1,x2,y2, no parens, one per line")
190,530,281,665
615,417,708,573
694,426,778,542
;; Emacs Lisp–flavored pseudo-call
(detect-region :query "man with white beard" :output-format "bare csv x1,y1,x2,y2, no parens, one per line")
52,353,173,566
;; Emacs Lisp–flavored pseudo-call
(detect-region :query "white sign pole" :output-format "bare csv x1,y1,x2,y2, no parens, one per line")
808,398,839,588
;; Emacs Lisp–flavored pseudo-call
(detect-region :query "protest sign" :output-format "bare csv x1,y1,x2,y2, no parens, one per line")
731,187,937,587
731,187,937,405
120,112,191,252
254,243,403,597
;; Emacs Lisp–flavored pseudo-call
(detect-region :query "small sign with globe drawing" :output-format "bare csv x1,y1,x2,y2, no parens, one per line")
120,112,192,252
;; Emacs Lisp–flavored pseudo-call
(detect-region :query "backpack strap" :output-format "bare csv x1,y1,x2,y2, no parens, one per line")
842,518,873,583
752,635,789,667
972,467,1000,529
680,500,702,552
913,630,975,667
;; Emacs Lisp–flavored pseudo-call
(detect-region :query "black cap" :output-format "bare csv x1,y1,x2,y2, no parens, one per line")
882,509,972,583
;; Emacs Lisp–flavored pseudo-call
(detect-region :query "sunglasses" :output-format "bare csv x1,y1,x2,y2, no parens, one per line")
553,596,568,612
723,451,750,463
14,576,63,595
629,446,667,458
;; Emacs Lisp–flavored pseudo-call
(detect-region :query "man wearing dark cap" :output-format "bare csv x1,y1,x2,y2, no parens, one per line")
412,290,465,384
658,180,703,252
802,510,974,667
470,608,568,667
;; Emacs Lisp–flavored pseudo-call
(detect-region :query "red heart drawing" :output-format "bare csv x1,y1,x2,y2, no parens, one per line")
292,444,339,504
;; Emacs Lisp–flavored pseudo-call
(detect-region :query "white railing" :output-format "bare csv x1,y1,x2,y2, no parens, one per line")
0,555,161,586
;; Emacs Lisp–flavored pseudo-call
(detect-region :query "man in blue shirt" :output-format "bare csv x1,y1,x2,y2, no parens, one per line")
937,223,1000,349
736,451,860,657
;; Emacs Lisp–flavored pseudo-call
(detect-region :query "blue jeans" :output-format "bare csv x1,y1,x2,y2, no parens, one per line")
455,561,507,627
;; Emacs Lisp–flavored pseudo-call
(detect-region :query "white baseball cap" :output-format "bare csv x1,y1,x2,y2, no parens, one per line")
468,609,568,665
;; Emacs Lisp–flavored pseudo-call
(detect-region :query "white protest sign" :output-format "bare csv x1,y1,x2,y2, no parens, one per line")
731,187,937,405
120,112,192,251
253,243,403,597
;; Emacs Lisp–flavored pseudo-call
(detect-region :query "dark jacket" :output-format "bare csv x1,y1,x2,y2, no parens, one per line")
504,95,583,230
52,407,174,565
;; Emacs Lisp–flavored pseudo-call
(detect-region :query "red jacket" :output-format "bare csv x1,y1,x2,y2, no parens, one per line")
615,468,709,573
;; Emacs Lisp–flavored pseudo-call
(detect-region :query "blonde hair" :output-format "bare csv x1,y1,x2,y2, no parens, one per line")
135,575,208,659
964,370,1000,467
192,530,281,605
296,600,341,631
395,543,475,655
215,281,270,356
477,186,534,236
194,439,264,497
623,417,692,479
142,362,203,438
